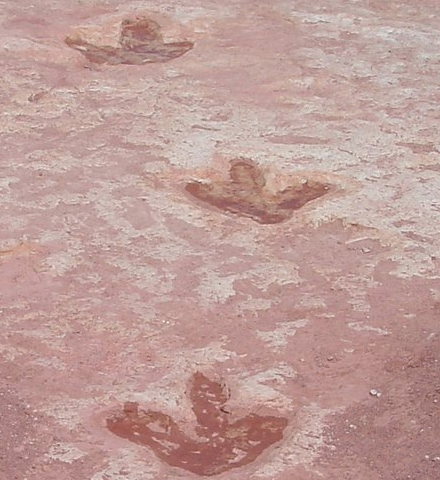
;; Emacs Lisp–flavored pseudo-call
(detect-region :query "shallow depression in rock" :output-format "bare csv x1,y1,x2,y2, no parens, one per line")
185,158,331,224
65,17,194,65
106,372,288,476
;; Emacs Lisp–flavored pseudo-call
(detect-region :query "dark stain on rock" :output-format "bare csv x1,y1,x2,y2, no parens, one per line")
185,158,331,224
65,17,193,65
106,372,288,476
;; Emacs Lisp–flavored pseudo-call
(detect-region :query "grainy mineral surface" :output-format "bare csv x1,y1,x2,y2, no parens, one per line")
1,1,440,479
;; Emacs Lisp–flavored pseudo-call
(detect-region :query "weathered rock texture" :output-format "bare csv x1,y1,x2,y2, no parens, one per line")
1,1,440,479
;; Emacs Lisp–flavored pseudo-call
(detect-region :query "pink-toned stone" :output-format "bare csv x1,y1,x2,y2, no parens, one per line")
1,1,440,480
65,17,194,65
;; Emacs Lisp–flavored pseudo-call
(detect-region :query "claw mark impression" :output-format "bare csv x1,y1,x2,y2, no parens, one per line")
65,17,193,65
185,158,331,224
107,373,288,476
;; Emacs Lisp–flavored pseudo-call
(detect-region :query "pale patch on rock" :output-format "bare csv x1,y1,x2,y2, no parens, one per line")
189,341,239,364
195,257,301,306
429,288,440,302
42,397,95,430
196,269,236,303
90,448,159,480
298,295,327,309
76,272,103,285
348,322,390,336
389,248,440,279
234,364,298,409
25,150,85,173
43,251,81,276
332,269,378,313
31,356,67,370
246,260,302,289
2,36,50,53
0,176,19,191
0,344,27,361
251,404,333,478
236,297,273,314
106,256,168,292
47,442,86,463
38,233,84,277
256,319,308,350
143,189,209,228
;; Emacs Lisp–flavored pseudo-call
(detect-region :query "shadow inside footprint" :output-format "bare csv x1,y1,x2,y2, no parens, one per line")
185,158,331,224
107,372,288,476
65,17,193,65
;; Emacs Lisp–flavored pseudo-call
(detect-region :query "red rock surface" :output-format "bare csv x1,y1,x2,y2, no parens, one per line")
1,1,440,479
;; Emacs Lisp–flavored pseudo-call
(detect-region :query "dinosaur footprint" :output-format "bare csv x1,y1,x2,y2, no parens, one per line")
65,17,193,65
107,372,288,476
185,158,331,224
